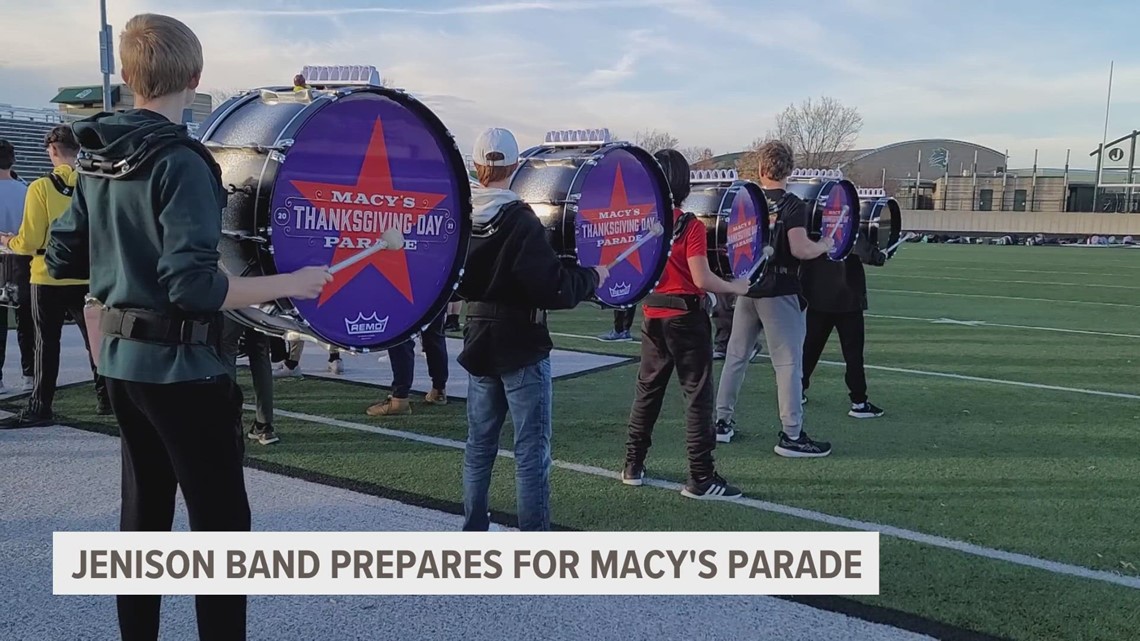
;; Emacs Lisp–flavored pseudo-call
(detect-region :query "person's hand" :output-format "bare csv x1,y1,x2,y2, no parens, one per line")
820,236,836,253
286,266,333,300
730,277,751,296
593,265,610,284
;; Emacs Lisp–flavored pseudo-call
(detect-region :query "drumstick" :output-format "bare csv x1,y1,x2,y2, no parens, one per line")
605,221,665,270
827,206,850,241
328,227,405,275
745,246,776,281
883,232,917,257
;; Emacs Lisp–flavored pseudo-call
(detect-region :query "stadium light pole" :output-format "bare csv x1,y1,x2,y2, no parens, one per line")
99,0,114,112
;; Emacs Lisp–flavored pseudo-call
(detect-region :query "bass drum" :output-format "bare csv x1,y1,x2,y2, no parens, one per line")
686,173,768,278
854,190,904,264
509,137,673,308
197,85,472,352
785,170,860,261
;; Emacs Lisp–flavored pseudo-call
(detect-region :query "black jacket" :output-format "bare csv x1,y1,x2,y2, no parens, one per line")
457,200,599,377
801,254,868,313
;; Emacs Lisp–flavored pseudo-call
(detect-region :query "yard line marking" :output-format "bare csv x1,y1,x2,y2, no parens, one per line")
866,314,1140,339
888,264,1116,278
901,256,1140,271
869,288,1140,308
548,331,1140,399
262,406,1140,591
867,272,1140,291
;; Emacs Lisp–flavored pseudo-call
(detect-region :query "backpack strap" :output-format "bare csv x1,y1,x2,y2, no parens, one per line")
671,212,695,244
47,172,74,197
76,129,222,189
472,199,525,238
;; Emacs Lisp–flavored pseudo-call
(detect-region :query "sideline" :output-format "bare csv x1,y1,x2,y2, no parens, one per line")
261,405,1140,591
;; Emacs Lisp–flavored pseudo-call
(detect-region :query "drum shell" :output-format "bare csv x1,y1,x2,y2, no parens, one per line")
853,197,903,265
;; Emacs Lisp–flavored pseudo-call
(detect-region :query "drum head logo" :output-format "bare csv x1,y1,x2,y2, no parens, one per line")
574,149,668,307
821,184,858,261
726,188,763,279
269,96,463,349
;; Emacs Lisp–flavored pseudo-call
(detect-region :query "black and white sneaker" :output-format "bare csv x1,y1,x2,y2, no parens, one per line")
681,473,742,500
712,350,726,361
715,419,735,443
849,401,884,419
774,432,832,458
621,461,645,486
248,422,281,445
801,394,808,405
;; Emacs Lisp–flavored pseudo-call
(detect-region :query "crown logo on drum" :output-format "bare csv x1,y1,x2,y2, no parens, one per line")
608,282,632,298
857,187,887,199
542,128,614,147
345,312,389,335
789,168,844,181
300,65,382,88
690,169,738,184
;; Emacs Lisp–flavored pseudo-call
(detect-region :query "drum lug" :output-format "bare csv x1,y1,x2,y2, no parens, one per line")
278,139,295,149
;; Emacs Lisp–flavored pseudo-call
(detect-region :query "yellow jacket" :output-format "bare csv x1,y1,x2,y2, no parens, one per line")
9,165,88,286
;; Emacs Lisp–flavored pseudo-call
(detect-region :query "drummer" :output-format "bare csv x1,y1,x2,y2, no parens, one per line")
712,141,834,457
621,149,750,499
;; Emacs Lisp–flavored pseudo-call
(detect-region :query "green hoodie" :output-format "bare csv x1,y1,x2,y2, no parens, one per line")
45,109,231,384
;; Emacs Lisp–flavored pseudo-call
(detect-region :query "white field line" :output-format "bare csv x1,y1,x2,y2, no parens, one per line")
868,288,1140,308
888,264,1118,278
868,272,1140,291
548,331,1140,400
865,314,1140,340
900,257,1140,271
260,405,1140,591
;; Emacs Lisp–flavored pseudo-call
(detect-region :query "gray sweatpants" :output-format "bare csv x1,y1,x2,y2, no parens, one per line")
715,294,805,439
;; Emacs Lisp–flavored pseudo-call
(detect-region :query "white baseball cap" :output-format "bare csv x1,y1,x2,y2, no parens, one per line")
473,128,519,167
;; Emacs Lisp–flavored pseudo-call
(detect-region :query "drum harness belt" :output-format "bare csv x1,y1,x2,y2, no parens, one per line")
642,212,711,313
30,174,76,257
466,200,548,327
78,128,227,347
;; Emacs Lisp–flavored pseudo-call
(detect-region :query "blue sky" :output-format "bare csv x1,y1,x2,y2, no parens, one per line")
2,0,1138,169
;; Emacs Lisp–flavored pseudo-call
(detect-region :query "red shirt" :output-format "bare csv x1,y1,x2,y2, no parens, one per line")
643,208,706,319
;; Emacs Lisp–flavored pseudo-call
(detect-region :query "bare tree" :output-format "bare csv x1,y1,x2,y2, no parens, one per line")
768,96,862,169
680,146,715,164
632,129,679,153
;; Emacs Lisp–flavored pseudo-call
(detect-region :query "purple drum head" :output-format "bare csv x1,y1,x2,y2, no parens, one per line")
819,181,859,261
573,147,671,307
725,183,766,279
269,92,467,350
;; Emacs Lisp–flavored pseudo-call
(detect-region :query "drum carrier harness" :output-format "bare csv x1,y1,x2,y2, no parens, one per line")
639,212,706,313
75,129,225,348
464,199,550,328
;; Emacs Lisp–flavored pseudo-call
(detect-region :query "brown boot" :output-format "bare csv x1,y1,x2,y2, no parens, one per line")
424,388,447,406
366,396,411,417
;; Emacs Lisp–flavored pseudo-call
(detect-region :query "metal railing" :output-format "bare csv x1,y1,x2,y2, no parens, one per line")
896,194,1137,213
0,104,64,123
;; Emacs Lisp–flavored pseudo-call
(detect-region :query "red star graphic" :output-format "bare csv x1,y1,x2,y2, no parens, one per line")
290,118,446,305
576,164,657,273
728,195,757,269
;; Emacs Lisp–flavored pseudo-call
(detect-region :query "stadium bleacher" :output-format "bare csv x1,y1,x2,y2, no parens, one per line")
0,105,64,180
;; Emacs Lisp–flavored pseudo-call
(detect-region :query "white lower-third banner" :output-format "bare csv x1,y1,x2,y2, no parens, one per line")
54,531,879,595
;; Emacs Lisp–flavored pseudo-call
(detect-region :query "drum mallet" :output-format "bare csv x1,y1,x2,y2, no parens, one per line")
744,246,775,282
883,232,918,258
604,221,665,271
328,227,406,275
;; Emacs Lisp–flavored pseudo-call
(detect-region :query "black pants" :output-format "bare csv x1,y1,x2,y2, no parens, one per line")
0,256,35,378
110,375,250,641
613,308,635,333
625,310,716,481
28,284,105,416
802,309,868,404
388,311,448,398
711,293,735,352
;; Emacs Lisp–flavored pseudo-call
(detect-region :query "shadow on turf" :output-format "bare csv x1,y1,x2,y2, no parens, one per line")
9,381,1012,641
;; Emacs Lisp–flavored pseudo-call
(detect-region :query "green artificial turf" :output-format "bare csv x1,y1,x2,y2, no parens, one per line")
28,244,1140,641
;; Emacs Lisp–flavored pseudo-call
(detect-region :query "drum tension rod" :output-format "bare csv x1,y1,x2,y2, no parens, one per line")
203,142,288,155
221,230,269,244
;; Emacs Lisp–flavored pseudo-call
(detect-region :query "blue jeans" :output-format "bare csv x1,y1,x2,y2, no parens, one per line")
463,358,552,531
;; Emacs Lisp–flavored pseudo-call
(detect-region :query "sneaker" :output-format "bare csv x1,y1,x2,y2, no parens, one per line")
443,315,461,332
366,396,411,417
247,422,280,445
0,410,55,429
424,388,447,405
273,365,302,379
681,473,742,500
715,419,735,444
597,330,631,342
802,394,808,405
327,359,344,375
849,401,884,419
23,376,34,391
96,396,113,416
748,345,761,362
712,350,726,361
774,432,832,458
621,461,645,486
